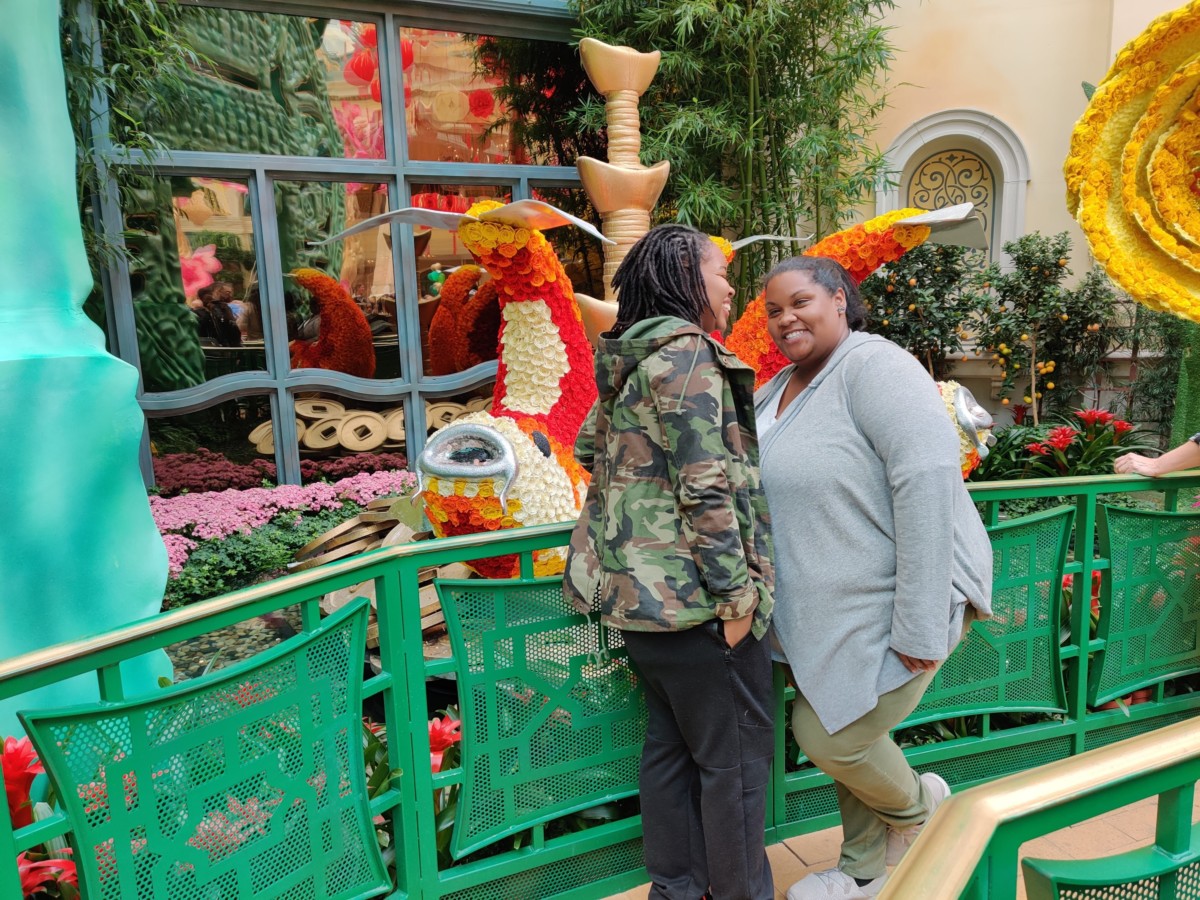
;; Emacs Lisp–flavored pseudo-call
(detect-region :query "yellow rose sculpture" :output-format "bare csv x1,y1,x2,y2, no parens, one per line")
1065,1,1200,320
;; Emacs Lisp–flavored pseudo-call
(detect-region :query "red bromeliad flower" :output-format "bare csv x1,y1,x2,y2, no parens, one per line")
1046,426,1080,451
1075,409,1115,428
1010,404,1029,425
17,850,77,896
1026,442,1050,456
3,736,43,830
1113,419,1134,435
428,716,462,773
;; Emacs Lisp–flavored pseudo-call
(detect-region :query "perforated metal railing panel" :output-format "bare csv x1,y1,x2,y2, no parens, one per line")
904,506,1073,726
1093,505,1200,705
437,577,646,860
19,598,388,900
1023,853,1200,899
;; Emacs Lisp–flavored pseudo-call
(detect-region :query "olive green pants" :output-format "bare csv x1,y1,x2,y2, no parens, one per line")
790,669,937,881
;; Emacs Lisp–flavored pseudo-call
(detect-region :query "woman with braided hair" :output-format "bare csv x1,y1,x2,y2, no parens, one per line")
564,224,775,900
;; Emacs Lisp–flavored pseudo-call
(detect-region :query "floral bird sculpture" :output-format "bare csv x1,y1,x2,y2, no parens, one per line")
288,267,377,378
315,200,612,576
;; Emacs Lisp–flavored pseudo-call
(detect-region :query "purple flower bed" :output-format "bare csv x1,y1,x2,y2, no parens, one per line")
152,448,410,497
152,469,418,575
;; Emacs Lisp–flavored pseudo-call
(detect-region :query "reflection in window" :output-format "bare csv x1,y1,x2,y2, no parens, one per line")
532,186,605,300
274,180,400,380
125,176,258,392
148,398,276,495
403,29,601,166
132,8,383,160
409,184,509,375
295,394,412,485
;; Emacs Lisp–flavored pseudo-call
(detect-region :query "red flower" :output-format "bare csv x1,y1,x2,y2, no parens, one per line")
1113,419,1133,435
1074,408,1114,427
1046,426,1079,451
17,850,76,896
1026,442,1050,456
3,736,43,830
468,89,496,119
1010,403,1028,425
428,716,462,773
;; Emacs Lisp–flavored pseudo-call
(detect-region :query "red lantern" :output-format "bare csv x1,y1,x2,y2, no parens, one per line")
401,38,414,71
360,24,377,48
468,89,495,119
370,75,382,103
345,48,377,86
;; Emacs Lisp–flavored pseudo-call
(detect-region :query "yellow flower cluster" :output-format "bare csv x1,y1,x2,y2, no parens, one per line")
709,235,735,262
1065,0,1200,320
1148,91,1200,246
938,380,984,478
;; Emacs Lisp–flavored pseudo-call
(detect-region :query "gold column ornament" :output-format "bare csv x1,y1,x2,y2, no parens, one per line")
576,38,670,301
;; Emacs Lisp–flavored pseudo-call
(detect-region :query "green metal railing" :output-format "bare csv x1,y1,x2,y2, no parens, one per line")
881,715,1200,899
2,472,1200,899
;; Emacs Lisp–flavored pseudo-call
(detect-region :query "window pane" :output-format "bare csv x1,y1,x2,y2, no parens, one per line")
532,186,605,300
134,9,384,159
148,398,277,496
125,176,260,392
274,179,400,379
403,29,600,165
294,395,411,486
409,184,510,376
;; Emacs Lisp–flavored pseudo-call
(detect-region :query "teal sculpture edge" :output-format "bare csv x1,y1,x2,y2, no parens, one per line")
0,1,170,735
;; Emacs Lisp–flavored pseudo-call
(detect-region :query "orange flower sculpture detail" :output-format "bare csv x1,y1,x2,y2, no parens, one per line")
428,266,501,375
288,268,376,378
416,201,602,577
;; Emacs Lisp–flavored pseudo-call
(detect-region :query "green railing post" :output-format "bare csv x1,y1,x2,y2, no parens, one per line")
376,565,420,897
1069,490,1098,756
1156,783,1194,900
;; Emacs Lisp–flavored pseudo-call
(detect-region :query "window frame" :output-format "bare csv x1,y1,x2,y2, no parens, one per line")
87,0,584,486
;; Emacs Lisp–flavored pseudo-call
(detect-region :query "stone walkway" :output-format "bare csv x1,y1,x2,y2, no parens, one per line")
606,794,1188,899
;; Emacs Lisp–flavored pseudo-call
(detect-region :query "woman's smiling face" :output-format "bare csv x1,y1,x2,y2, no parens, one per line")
764,268,849,369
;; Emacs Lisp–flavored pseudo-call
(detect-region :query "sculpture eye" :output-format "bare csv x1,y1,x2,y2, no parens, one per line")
531,430,552,458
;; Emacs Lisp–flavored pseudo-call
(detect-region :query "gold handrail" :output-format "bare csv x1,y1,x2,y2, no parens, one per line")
880,715,1200,897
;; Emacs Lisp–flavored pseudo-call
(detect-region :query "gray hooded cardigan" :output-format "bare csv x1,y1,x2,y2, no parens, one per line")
756,332,993,734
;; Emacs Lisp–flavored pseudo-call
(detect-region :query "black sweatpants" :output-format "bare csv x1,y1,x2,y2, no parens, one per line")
622,622,775,900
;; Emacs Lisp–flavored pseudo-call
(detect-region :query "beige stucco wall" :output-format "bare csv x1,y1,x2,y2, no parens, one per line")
870,1,1187,411
873,0,1184,266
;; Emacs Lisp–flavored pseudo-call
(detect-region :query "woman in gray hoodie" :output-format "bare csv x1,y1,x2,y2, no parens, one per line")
754,256,992,900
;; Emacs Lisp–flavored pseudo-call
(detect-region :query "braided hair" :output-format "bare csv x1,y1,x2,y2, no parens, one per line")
610,224,712,336
764,255,868,332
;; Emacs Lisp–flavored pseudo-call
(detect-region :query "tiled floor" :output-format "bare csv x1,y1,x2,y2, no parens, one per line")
605,792,1195,899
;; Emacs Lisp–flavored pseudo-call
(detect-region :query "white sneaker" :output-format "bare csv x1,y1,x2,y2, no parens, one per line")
786,868,886,899
885,771,951,866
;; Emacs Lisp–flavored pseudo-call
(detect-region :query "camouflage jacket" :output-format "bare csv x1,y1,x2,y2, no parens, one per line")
563,316,774,638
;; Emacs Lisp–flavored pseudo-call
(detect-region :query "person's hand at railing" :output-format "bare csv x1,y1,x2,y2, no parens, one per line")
1114,434,1200,476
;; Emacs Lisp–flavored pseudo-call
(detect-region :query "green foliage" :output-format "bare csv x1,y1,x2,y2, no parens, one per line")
1169,320,1200,448
1120,304,1189,448
972,233,1119,424
970,410,1154,483
61,0,197,280
570,0,897,300
861,244,984,379
163,506,362,609
471,36,607,296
